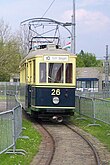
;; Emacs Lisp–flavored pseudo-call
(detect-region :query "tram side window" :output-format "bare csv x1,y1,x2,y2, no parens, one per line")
27,62,31,83
48,63,64,83
39,63,46,83
33,60,36,83
66,63,72,83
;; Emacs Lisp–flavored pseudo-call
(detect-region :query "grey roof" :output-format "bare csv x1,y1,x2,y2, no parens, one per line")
76,67,103,79
21,48,76,64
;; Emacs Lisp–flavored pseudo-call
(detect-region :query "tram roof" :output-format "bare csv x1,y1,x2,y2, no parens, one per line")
21,47,76,63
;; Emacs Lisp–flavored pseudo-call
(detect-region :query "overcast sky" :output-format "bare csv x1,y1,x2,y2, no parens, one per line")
0,0,110,58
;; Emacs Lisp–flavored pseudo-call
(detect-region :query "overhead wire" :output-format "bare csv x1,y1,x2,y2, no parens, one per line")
39,0,60,45
41,0,56,18
28,0,57,48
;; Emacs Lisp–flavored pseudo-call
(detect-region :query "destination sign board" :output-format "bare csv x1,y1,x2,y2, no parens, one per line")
44,56,68,62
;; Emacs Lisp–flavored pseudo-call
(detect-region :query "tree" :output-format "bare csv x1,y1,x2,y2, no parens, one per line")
0,19,12,43
17,26,30,57
0,40,21,81
76,50,102,67
0,19,21,81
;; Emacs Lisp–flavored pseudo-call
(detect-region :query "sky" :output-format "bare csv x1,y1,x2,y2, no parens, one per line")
0,0,110,59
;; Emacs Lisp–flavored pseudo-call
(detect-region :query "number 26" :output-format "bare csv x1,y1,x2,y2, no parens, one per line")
51,89,60,95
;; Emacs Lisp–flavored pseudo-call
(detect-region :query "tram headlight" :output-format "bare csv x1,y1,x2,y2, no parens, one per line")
53,97,60,104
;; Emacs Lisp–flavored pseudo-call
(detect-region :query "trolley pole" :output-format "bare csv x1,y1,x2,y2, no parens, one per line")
71,0,76,54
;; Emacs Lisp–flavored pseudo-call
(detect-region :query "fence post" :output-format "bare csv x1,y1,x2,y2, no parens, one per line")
88,98,101,127
76,96,86,120
78,95,81,115
6,105,27,155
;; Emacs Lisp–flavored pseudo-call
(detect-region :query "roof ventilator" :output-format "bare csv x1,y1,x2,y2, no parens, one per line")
47,44,56,50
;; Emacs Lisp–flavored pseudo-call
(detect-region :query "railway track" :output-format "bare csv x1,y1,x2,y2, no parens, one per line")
30,121,55,165
31,119,101,165
64,122,100,165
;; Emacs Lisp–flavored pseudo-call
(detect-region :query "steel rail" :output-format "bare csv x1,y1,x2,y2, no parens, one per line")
64,122,101,165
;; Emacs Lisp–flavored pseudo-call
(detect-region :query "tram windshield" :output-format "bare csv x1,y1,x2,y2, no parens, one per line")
39,62,73,83
48,63,64,83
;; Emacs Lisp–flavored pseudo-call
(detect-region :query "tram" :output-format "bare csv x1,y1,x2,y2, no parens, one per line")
20,41,76,122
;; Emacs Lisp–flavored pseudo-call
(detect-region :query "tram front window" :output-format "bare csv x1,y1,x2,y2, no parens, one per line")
48,63,64,83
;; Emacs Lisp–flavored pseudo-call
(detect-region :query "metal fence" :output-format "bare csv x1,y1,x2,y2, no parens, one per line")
76,90,110,99
75,95,110,125
0,94,26,155
0,82,25,113
0,82,110,154
0,82,19,97
0,110,14,154
0,82,20,114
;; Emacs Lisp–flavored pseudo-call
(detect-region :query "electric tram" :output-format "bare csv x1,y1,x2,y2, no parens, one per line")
20,18,76,122
20,43,76,122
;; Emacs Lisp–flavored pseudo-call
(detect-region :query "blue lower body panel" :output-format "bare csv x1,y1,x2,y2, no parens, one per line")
25,85,75,116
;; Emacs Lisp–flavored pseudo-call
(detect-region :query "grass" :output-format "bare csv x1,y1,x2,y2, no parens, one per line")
0,118,42,165
71,113,110,151
0,95,6,101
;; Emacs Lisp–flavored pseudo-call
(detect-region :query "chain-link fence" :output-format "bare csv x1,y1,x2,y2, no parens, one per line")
75,95,110,125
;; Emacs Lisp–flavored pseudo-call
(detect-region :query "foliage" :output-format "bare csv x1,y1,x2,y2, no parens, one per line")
0,40,21,81
76,50,102,67
0,19,22,81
